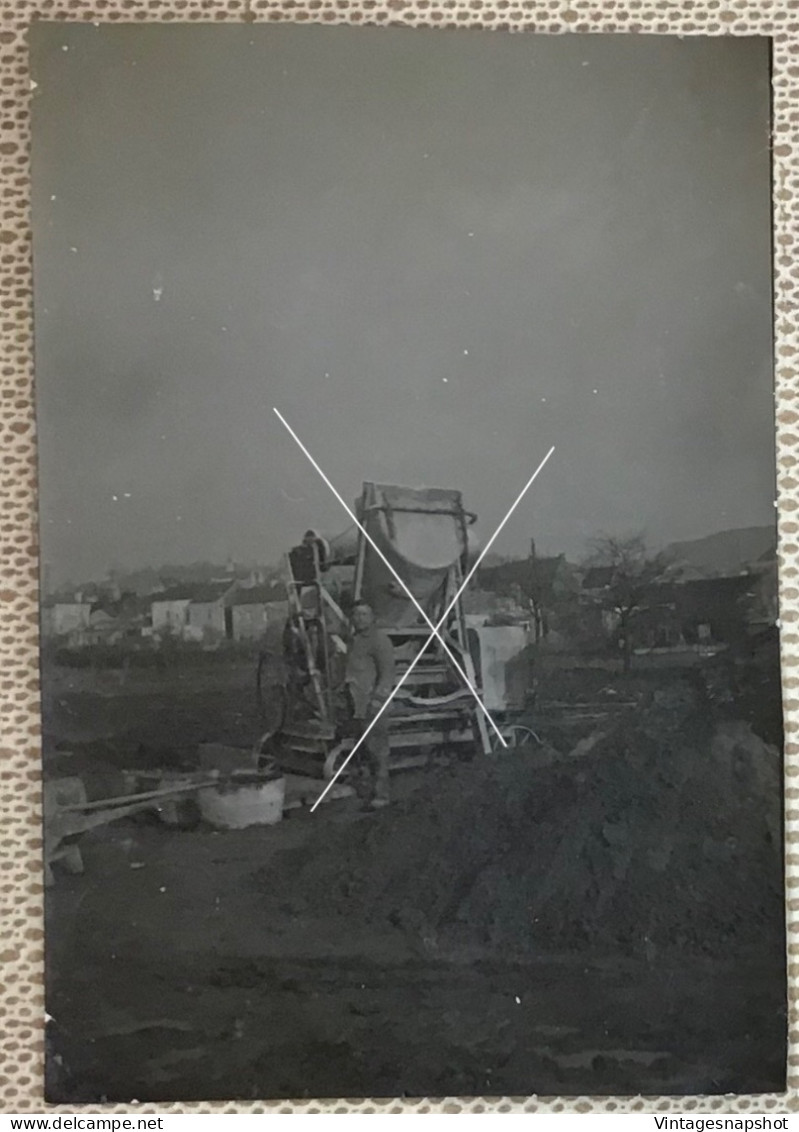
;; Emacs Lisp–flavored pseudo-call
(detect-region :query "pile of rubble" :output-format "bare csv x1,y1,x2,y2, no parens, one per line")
259,682,783,959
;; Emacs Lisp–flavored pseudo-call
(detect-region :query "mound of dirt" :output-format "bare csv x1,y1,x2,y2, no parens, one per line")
256,690,783,960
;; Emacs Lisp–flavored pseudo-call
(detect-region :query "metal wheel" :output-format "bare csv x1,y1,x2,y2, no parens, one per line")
253,730,284,777
322,741,352,782
490,724,541,752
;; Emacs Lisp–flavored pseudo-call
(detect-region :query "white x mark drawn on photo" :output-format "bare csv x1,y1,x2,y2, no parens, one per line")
274,407,555,808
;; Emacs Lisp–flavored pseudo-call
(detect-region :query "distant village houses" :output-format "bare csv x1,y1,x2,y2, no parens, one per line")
150,587,195,638
42,590,150,647
40,530,777,659
151,580,286,643
42,568,287,648
229,586,288,641
42,597,93,641
579,549,779,657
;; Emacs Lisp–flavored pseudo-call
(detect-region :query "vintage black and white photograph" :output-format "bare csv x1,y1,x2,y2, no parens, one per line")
32,24,785,1101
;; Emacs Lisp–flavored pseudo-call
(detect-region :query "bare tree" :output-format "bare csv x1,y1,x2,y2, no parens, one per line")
583,534,674,672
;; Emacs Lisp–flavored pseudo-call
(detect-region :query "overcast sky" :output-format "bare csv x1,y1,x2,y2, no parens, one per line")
30,25,775,586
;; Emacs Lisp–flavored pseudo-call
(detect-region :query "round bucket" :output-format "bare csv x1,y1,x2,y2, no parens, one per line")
199,775,286,829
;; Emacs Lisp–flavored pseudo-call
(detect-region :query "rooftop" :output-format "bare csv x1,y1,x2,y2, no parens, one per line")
229,583,286,605
153,581,236,604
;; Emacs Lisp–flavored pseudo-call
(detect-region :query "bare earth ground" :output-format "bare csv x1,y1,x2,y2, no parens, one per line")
43,656,787,1102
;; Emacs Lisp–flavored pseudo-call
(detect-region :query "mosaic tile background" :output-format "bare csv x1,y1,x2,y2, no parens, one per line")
1,2,797,1113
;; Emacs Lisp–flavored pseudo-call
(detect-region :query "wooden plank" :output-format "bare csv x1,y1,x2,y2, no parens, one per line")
58,778,218,815
391,709,473,724
390,730,474,747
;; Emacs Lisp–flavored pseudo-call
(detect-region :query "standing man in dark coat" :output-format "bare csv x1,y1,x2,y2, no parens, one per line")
345,600,396,809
